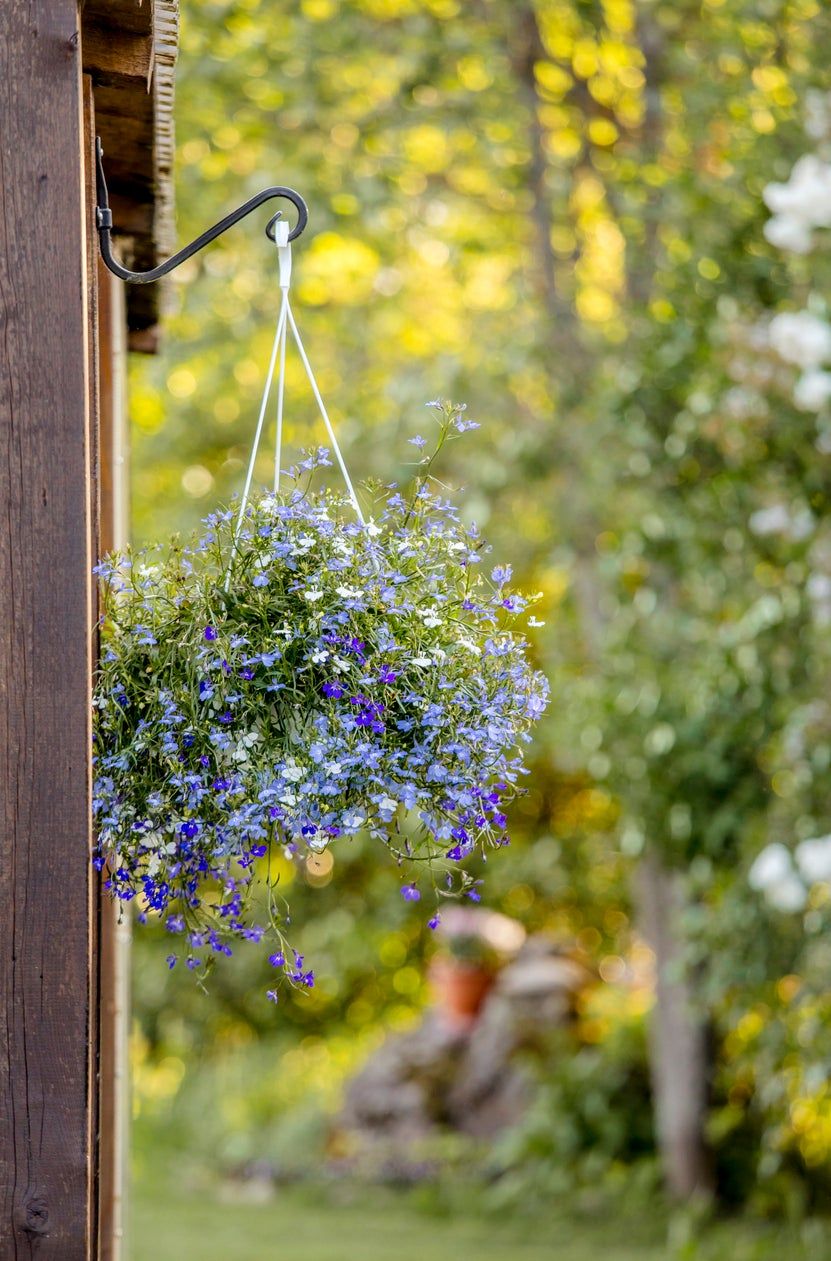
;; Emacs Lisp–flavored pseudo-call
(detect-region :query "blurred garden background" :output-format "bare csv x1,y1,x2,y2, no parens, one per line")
127,0,831,1256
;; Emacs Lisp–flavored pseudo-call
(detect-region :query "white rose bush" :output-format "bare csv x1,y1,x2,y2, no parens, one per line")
93,403,549,995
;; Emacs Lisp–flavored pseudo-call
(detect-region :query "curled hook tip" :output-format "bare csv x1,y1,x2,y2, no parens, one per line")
264,210,284,241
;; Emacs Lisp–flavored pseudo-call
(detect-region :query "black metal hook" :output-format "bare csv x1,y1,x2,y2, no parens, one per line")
94,137,308,285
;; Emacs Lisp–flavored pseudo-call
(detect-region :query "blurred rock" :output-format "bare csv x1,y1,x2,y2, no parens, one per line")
338,934,589,1156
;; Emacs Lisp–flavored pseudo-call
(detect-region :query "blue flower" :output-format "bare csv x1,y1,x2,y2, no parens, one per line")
93,412,548,994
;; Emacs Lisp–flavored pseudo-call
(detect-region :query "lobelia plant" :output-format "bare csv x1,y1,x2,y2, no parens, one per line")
93,402,549,998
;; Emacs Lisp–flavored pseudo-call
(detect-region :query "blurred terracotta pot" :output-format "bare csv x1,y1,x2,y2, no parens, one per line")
429,956,495,1026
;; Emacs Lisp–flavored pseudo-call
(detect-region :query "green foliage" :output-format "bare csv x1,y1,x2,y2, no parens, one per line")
130,1130,831,1261
127,0,831,1215
491,1018,656,1199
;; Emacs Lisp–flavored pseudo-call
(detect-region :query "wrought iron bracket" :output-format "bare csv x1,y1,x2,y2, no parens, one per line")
94,137,308,285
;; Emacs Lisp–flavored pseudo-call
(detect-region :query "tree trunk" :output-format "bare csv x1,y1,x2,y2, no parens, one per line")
506,0,712,1203
636,849,712,1200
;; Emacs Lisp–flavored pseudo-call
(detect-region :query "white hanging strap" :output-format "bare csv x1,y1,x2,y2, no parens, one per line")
284,301,365,526
231,213,366,578
233,295,288,539
273,221,290,494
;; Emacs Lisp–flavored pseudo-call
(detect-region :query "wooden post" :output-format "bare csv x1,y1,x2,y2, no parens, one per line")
0,3,99,1257
97,260,131,1261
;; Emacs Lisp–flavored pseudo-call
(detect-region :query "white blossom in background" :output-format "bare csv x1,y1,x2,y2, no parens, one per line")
748,503,814,541
795,835,831,884
763,154,831,255
805,90,831,142
794,367,831,411
807,572,831,625
748,843,808,912
768,310,831,369
764,215,813,254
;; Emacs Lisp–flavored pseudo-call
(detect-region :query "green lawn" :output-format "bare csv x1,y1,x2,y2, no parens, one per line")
130,1162,831,1261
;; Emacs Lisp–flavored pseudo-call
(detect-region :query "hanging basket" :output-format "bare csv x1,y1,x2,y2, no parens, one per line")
93,227,549,997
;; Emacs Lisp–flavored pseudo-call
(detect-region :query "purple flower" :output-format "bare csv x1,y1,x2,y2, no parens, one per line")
92,435,549,997
266,989,280,1003
408,435,427,449
166,954,177,969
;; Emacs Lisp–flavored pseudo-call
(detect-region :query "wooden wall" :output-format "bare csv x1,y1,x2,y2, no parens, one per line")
0,4,98,1257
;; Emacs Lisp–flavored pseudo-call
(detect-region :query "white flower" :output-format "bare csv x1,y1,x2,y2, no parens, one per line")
278,790,297,806
806,91,831,141
763,215,813,254
423,615,442,628
303,589,324,603
749,843,808,912
307,833,328,852
410,656,433,667
748,842,792,892
292,534,316,555
342,808,365,832
528,616,546,628
768,875,809,913
808,572,831,601
795,835,831,884
282,761,305,783
366,520,382,537
336,586,362,600
749,504,792,537
325,761,342,776
311,649,329,664
232,730,261,763
458,638,482,655
794,369,831,411
768,310,831,369
377,796,399,818
763,155,831,228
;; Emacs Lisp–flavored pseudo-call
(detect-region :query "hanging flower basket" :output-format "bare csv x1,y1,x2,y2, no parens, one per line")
93,220,548,997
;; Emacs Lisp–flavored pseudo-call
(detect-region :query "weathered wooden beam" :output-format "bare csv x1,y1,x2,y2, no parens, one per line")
0,4,98,1258
82,0,153,39
82,26,154,91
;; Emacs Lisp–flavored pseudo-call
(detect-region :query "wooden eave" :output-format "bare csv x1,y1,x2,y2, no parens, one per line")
82,0,178,350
